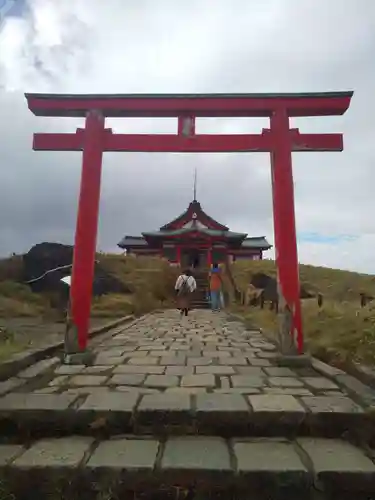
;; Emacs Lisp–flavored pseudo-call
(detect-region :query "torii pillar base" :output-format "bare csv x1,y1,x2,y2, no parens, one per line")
276,354,312,368
62,312,94,365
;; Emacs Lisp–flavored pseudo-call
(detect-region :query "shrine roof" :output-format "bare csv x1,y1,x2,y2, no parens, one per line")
143,228,247,239
160,200,228,231
118,236,148,247
118,234,271,250
241,237,271,249
25,91,353,118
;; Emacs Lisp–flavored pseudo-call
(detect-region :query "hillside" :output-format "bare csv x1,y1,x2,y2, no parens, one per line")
0,252,178,319
229,259,375,367
231,259,375,303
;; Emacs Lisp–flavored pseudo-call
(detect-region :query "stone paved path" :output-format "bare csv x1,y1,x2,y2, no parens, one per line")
0,310,375,499
0,309,370,437
1,309,363,398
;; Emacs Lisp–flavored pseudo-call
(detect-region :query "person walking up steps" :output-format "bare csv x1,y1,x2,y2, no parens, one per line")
175,269,197,318
209,263,223,312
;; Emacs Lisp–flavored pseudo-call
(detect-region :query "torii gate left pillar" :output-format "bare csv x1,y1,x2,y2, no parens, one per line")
25,91,352,361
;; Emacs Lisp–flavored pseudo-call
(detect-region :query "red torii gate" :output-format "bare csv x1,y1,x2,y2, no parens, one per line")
25,91,353,356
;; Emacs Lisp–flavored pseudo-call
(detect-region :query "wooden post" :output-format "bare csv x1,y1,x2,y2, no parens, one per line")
318,293,323,307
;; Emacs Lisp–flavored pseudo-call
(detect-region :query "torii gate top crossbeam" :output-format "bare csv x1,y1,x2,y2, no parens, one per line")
25,91,353,118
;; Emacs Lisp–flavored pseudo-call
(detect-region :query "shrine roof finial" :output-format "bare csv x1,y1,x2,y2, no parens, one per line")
193,167,197,202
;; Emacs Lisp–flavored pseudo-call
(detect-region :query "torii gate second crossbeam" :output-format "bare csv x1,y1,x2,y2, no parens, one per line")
25,91,353,358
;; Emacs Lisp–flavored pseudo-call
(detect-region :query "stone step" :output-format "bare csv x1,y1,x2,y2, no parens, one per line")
0,391,372,442
0,435,374,499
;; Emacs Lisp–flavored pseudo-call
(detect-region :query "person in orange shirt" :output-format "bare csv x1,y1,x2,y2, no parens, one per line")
208,263,223,311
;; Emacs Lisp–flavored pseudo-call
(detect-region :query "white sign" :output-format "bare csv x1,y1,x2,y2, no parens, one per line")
60,276,71,286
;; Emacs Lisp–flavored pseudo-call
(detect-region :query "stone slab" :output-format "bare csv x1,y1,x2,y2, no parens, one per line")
0,444,24,465
233,440,310,490
17,357,60,379
69,375,108,386
311,358,346,377
78,392,138,412
165,366,194,376
0,378,26,396
301,396,364,414
269,377,304,387
264,367,296,377
298,438,375,491
248,394,305,414
195,365,235,375
248,394,305,430
54,365,85,375
127,357,159,365
264,387,313,396
335,374,375,407
13,437,93,467
113,365,165,375
231,376,265,388
187,357,213,366
0,392,77,411
137,393,191,427
107,374,146,386
161,437,231,473
219,357,248,366
144,375,179,388
248,358,272,367
181,374,215,388
195,393,250,432
88,438,159,470
302,377,339,391
160,356,187,366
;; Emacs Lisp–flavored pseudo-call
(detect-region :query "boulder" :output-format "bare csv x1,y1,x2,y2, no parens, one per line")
250,272,314,301
23,242,131,297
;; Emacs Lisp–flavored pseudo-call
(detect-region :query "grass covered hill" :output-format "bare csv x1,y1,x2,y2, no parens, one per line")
0,251,179,319
229,259,375,367
231,259,375,304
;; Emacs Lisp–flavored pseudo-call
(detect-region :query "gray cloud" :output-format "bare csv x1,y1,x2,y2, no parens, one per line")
0,0,374,273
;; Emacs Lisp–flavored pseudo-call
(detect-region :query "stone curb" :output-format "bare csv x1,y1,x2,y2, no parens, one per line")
0,436,374,498
0,315,135,382
311,357,375,410
341,362,375,390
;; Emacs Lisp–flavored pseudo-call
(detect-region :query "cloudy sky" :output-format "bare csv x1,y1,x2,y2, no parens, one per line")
0,0,374,273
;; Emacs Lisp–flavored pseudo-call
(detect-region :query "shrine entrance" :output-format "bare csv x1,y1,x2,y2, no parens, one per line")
25,91,353,357
181,249,207,269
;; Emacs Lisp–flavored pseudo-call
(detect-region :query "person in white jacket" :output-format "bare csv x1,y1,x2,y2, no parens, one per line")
175,269,197,317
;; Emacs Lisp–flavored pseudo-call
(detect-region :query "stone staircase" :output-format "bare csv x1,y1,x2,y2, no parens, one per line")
192,268,210,309
0,312,375,499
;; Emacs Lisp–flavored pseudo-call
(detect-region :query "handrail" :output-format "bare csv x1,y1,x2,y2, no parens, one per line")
223,259,242,302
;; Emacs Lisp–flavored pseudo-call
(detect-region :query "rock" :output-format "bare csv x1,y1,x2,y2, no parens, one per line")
250,272,314,301
22,242,131,299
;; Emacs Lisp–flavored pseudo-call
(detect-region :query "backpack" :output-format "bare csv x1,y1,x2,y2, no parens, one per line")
177,277,191,297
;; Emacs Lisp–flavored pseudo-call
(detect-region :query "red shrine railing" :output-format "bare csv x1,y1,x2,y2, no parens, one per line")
25,91,353,356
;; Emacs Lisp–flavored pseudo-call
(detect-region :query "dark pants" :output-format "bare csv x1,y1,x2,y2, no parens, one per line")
180,308,188,316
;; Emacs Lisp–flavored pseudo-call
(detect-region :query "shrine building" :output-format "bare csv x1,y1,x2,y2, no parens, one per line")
118,199,271,268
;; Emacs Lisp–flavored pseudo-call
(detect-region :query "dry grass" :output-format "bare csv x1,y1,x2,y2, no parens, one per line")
229,260,375,367
0,255,24,282
233,301,375,366
0,281,52,318
0,254,179,320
